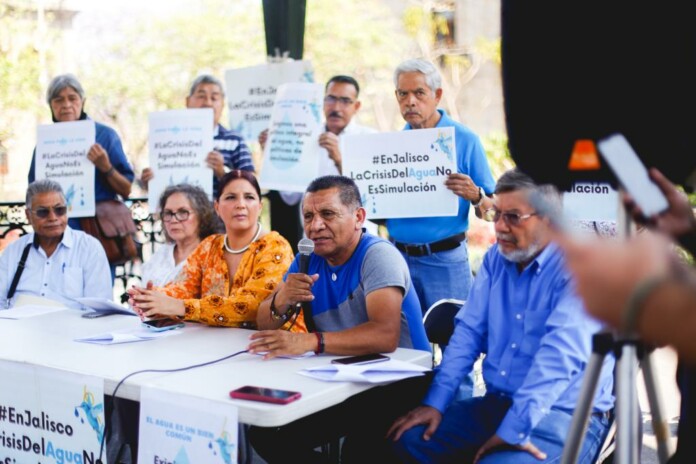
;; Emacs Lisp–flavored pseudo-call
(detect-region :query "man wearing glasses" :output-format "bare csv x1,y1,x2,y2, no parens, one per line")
0,179,111,309
388,169,614,464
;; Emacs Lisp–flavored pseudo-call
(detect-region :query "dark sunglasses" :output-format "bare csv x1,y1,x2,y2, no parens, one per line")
31,205,68,218
484,208,537,226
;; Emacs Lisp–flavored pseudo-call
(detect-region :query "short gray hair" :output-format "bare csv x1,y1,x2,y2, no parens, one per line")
394,59,442,93
189,74,225,97
495,168,562,219
46,74,85,104
26,179,65,210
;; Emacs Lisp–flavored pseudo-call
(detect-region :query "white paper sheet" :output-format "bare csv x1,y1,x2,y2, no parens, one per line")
0,305,68,319
74,326,184,345
298,358,430,383
75,297,138,316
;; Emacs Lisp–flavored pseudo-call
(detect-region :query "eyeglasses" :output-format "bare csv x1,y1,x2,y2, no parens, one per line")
161,209,192,222
324,95,354,106
485,208,537,226
31,206,68,218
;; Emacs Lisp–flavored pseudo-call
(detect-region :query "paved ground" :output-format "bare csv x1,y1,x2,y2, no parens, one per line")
638,346,680,463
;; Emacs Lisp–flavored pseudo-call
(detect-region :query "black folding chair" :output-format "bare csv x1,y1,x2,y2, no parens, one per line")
422,298,465,366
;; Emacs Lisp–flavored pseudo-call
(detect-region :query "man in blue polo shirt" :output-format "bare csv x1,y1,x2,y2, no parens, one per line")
388,58,496,398
387,58,496,316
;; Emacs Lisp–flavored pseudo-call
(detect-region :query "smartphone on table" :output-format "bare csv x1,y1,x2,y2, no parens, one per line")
331,353,389,365
142,318,185,332
229,385,302,405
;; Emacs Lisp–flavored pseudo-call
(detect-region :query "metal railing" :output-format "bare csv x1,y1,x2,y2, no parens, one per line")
0,197,163,299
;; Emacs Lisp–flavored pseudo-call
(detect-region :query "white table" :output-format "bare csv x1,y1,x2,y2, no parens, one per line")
0,308,431,427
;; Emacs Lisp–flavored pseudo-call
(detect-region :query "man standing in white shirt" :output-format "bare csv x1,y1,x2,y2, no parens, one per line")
0,179,112,309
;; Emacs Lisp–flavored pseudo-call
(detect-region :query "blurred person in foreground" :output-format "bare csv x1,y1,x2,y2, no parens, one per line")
140,184,218,287
560,167,696,463
388,168,614,464
129,170,301,330
141,74,255,197
0,180,111,309
247,175,430,463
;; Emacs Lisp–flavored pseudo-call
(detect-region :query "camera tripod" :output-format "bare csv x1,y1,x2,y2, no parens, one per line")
560,331,672,463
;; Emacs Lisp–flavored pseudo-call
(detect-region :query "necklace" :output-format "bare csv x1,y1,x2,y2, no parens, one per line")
224,222,262,254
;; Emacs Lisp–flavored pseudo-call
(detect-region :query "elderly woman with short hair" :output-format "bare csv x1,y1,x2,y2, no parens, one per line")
28,73,135,229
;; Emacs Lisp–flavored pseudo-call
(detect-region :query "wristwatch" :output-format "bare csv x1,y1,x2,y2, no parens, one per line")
471,186,485,207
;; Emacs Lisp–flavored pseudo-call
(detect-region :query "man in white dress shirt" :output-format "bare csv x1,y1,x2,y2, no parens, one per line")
0,179,112,309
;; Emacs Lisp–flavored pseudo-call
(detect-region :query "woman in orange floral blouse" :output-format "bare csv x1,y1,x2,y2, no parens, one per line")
128,170,306,332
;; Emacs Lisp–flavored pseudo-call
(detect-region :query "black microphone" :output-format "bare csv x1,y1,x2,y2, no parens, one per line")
297,238,316,331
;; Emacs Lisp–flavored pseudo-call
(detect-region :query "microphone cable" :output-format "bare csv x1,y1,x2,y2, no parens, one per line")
96,348,249,464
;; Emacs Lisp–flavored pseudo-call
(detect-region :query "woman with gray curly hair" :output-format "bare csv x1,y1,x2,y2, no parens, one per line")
141,184,218,286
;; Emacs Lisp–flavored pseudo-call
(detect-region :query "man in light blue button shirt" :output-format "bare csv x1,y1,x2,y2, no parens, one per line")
0,179,112,309
388,169,615,464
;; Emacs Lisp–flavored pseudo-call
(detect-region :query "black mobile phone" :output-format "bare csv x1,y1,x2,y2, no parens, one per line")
229,385,302,405
331,353,389,365
142,318,185,332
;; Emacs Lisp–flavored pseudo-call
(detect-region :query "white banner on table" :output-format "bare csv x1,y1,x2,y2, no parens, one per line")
224,60,315,142
138,387,238,464
0,360,105,464
258,82,324,192
147,108,214,208
342,127,458,219
35,120,96,218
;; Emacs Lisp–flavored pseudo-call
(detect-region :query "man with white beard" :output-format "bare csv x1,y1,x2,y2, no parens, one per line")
388,168,614,464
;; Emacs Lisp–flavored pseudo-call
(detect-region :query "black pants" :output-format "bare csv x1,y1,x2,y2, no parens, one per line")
104,395,140,464
249,373,432,464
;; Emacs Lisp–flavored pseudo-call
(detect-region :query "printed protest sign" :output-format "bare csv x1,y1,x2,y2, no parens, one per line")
35,120,96,217
147,108,214,208
343,127,458,218
224,60,314,142
258,82,324,192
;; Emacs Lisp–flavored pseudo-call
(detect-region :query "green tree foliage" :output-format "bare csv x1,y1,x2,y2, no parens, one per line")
401,3,512,177
303,0,412,131
78,0,266,167
0,3,58,139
